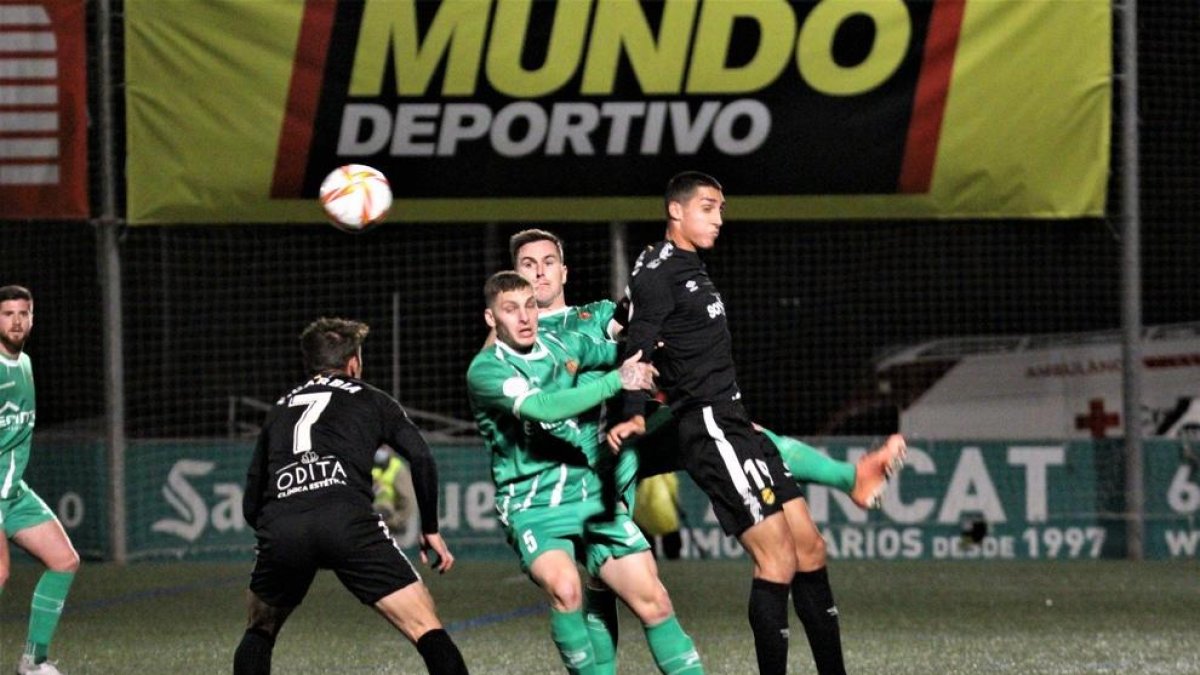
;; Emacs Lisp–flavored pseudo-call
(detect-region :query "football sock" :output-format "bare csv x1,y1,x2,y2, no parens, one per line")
644,614,704,674
550,606,597,674
791,568,846,675
232,628,274,675
25,570,74,663
584,585,619,675
761,428,855,493
416,628,469,675
748,578,790,675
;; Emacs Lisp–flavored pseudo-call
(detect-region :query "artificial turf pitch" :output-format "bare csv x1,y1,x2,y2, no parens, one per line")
2,559,1195,673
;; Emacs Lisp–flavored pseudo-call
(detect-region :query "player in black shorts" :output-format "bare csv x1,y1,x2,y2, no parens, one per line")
612,172,883,675
233,318,468,675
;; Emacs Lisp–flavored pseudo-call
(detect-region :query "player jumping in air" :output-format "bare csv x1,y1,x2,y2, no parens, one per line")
611,172,905,675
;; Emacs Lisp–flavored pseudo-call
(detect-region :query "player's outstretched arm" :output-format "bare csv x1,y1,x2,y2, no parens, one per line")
488,351,655,424
383,399,450,547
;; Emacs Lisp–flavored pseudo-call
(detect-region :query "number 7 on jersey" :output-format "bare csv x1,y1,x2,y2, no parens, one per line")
290,392,331,454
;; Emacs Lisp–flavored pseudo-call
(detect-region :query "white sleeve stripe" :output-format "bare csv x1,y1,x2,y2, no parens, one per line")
512,388,541,415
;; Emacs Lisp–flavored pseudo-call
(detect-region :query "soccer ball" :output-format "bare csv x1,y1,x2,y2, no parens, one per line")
318,164,392,232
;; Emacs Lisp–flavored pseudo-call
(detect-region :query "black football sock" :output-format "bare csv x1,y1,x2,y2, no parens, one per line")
748,578,791,675
233,628,274,675
416,628,469,675
792,567,846,675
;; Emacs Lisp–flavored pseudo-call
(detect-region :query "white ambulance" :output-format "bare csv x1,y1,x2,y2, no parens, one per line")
824,321,1200,440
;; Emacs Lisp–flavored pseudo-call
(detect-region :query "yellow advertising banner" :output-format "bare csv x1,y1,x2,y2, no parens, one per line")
126,0,1110,224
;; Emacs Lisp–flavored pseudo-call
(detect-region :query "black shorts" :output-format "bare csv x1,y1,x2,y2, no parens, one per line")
249,502,419,608
634,411,683,479
676,401,801,537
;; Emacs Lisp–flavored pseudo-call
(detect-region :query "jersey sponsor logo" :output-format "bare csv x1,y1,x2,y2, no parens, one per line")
685,280,699,293
275,454,349,498
565,359,579,375
0,401,33,430
705,297,726,319
526,417,582,437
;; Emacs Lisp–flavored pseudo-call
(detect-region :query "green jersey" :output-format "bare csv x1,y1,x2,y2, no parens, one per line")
538,300,653,503
468,332,621,521
538,300,619,431
0,351,35,500
537,300,617,345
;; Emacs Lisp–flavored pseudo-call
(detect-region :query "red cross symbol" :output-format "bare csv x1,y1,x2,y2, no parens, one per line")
1075,398,1120,438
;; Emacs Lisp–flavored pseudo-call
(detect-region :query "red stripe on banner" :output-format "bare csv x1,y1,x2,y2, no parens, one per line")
0,0,89,220
898,0,966,194
270,0,336,199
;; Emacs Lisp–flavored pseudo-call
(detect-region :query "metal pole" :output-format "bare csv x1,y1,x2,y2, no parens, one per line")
1118,0,1143,561
96,0,126,562
96,0,127,564
392,292,400,399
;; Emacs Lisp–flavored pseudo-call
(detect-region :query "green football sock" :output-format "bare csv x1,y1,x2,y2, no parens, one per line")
584,586,618,675
550,606,596,675
25,570,74,663
645,614,704,674
761,427,856,494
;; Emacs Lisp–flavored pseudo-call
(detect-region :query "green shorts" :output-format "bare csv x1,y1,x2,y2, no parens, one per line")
505,499,650,577
0,481,56,538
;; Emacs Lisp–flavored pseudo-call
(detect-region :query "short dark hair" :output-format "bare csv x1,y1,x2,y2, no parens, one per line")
484,271,532,307
0,285,33,304
509,228,564,266
664,171,723,215
300,317,369,374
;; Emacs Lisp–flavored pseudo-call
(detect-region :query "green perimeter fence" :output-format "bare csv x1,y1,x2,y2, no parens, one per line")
20,438,1200,563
